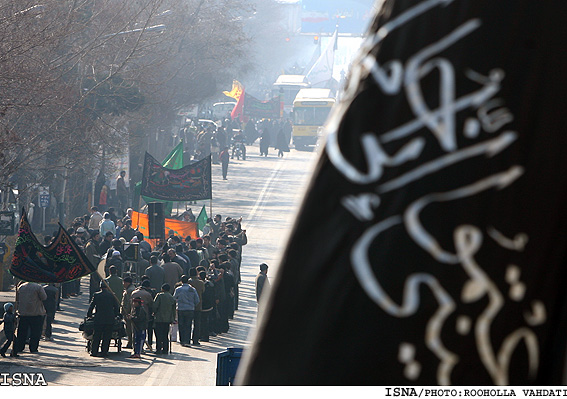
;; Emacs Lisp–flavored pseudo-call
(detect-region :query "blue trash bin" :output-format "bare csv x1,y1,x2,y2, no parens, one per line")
216,347,244,386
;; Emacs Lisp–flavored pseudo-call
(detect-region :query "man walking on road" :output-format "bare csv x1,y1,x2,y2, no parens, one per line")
121,276,135,349
173,275,200,347
13,281,47,356
105,266,123,303
42,283,58,341
88,206,104,235
255,263,270,315
145,255,165,291
87,281,119,357
219,147,230,180
85,231,102,301
162,253,183,294
116,170,128,216
188,268,204,346
153,283,176,355
132,280,155,351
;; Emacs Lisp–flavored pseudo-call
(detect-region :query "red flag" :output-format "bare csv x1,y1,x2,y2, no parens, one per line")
231,87,245,121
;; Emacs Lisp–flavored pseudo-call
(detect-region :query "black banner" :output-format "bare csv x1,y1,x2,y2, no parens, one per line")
238,0,567,385
10,210,95,283
244,94,280,119
141,152,212,201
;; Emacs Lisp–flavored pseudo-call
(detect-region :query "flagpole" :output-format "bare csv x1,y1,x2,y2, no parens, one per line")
57,220,121,307
96,269,121,307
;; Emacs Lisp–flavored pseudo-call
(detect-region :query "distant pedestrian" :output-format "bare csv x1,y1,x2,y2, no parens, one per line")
152,284,176,355
260,128,270,156
0,303,16,357
99,185,108,212
13,282,47,356
88,206,104,235
121,276,135,349
105,266,123,303
42,283,58,341
128,298,147,359
255,263,270,314
85,231,102,301
188,268,205,346
173,275,200,347
99,212,116,238
162,253,183,294
199,271,215,342
106,250,123,277
132,280,155,351
219,147,230,180
87,281,120,357
276,129,289,157
145,255,165,291
116,170,128,216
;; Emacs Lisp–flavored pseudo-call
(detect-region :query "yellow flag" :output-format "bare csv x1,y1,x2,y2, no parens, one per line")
223,80,244,101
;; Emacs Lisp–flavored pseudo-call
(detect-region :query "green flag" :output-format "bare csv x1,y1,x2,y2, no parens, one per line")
196,205,208,233
162,141,184,169
136,141,184,216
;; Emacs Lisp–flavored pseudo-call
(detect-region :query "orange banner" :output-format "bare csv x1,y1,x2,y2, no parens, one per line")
132,211,198,248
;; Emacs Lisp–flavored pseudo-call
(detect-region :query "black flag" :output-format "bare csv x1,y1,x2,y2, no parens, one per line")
10,210,96,283
140,152,212,202
238,0,567,385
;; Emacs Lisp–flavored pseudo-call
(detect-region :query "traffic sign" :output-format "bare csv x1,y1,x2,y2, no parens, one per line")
39,186,50,208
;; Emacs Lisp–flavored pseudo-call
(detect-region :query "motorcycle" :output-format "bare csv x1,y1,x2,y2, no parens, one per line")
231,141,246,160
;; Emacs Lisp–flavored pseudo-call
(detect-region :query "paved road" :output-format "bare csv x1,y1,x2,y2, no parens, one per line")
0,143,317,386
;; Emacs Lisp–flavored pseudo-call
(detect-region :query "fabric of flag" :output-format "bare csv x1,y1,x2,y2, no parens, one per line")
10,210,95,283
223,80,244,101
243,93,281,119
141,152,212,202
131,211,198,247
306,29,337,88
231,86,246,121
238,0,567,386
303,44,322,75
196,205,208,233
140,141,184,216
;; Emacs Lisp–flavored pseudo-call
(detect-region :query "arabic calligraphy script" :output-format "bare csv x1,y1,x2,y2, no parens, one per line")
326,0,546,385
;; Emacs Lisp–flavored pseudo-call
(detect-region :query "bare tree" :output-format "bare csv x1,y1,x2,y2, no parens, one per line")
0,0,287,222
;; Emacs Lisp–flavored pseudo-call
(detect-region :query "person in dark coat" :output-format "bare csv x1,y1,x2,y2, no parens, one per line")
244,120,258,144
276,129,290,157
185,240,202,272
255,263,270,316
260,127,271,156
199,271,215,342
213,267,228,334
87,281,119,357
85,232,102,301
129,297,148,358
152,284,176,355
219,147,230,180
0,303,16,357
42,283,59,341
106,250,124,277
220,262,236,320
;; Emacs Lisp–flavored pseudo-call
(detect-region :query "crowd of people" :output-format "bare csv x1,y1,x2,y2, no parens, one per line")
0,204,272,360
82,207,249,357
0,118,292,360
180,117,292,167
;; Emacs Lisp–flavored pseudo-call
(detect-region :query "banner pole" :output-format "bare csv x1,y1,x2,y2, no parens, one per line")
89,259,120,308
